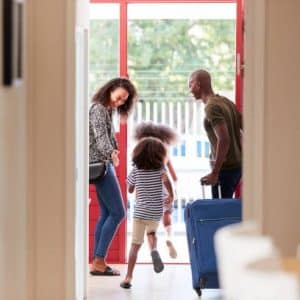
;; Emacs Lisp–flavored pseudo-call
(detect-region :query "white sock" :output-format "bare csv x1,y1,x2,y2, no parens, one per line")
165,225,172,241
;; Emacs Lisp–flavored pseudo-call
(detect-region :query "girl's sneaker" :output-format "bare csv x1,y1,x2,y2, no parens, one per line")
151,250,164,273
166,240,177,259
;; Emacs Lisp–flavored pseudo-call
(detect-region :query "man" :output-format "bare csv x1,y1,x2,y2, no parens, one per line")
189,69,242,198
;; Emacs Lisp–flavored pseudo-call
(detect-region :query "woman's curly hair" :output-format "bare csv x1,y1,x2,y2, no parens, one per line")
134,121,178,145
92,77,138,116
132,137,167,170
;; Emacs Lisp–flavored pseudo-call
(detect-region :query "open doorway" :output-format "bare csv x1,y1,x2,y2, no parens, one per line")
88,0,242,265
126,2,237,263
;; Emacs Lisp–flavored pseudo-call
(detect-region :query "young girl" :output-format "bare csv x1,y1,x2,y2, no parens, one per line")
120,137,174,289
134,122,178,259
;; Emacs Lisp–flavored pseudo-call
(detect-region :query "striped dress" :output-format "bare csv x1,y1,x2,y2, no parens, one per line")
127,166,166,221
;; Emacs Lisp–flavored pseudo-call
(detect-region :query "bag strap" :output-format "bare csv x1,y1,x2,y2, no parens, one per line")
91,159,110,164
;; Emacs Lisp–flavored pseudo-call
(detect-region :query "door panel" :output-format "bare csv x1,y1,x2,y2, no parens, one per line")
126,2,237,263
88,3,125,263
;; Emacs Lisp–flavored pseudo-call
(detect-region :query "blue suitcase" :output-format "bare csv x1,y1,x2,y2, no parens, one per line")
184,188,242,296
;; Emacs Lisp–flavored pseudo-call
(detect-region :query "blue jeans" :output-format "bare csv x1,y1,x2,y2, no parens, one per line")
93,163,125,258
212,167,242,199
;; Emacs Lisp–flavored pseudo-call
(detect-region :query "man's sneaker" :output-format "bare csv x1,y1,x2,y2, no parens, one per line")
166,240,177,259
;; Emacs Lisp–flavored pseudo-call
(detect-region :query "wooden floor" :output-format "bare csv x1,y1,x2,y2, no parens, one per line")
88,264,222,300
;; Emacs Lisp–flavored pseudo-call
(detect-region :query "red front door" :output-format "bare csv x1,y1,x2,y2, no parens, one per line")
89,0,244,264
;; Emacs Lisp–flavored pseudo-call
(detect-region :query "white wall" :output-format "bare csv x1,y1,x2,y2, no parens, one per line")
25,0,78,299
0,64,27,300
262,0,300,255
0,1,27,299
244,0,300,255
1,0,88,298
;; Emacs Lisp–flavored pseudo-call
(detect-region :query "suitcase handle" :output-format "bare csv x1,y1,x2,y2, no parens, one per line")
200,182,222,199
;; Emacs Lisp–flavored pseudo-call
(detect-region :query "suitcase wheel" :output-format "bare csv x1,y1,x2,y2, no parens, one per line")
199,277,207,289
194,287,202,297
194,277,207,297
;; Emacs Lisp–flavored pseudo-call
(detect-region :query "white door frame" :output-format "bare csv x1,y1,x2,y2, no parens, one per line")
74,2,90,299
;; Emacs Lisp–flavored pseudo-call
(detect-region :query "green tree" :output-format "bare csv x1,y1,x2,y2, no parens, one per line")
89,20,119,97
89,19,235,101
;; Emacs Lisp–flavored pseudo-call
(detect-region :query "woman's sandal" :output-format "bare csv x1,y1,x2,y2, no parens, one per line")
90,266,120,276
120,281,132,289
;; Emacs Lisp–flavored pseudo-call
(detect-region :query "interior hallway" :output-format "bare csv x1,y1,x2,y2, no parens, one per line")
1,1,300,299
88,264,222,300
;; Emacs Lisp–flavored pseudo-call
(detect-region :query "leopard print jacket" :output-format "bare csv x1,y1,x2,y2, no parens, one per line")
89,103,118,163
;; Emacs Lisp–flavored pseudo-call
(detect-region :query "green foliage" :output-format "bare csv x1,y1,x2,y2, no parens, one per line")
89,19,235,101
89,20,119,97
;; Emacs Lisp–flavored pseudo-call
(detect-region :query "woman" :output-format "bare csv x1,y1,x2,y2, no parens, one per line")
89,77,137,276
